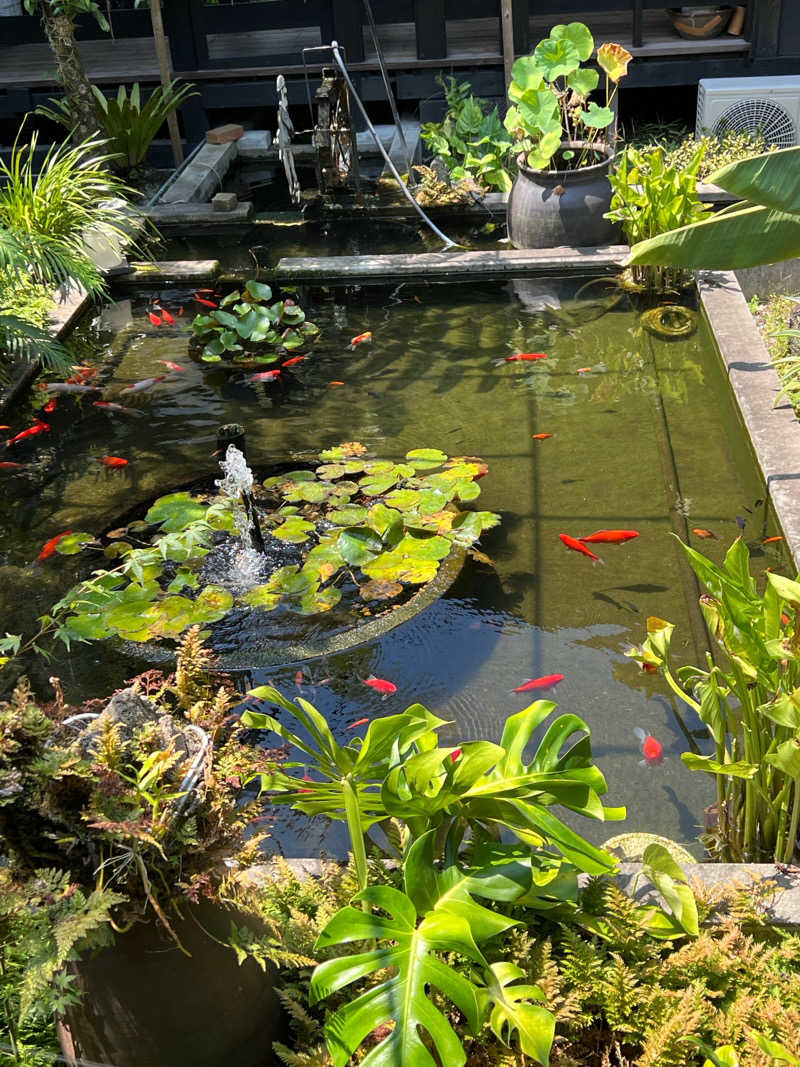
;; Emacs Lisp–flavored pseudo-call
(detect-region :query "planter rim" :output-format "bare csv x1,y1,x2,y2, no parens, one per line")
517,141,614,183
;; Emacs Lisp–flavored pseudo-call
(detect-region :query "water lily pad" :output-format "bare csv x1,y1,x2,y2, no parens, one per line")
104,541,133,559
393,534,452,561
450,510,501,545
408,509,455,534
361,460,396,476
329,504,369,526
195,586,234,619
167,569,200,593
362,551,438,586
405,447,447,469
272,517,315,543
315,463,349,480
304,540,345,580
360,473,400,496
329,480,359,501
360,579,403,601
152,595,204,636
262,565,314,596
338,527,383,566
241,586,281,610
54,531,95,555
367,503,403,542
284,480,336,504
106,599,160,634
246,280,273,301
263,469,316,488
296,584,342,615
146,492,208,532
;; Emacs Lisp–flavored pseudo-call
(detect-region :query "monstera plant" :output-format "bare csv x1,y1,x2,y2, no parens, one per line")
190,280,319,365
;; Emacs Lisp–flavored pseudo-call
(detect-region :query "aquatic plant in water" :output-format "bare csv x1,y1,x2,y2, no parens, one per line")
0,444,498,666
190,280,319,365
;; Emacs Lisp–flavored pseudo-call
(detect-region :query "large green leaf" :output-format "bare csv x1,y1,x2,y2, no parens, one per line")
708,146,800,215
311,832,551,1067
641,843,699,937
627,204,800,271
145,492,208,532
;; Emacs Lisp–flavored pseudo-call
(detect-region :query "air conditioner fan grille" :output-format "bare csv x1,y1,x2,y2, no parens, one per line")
712,97,796,147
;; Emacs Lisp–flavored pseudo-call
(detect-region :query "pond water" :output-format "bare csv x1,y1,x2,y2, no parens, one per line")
0,267,787,859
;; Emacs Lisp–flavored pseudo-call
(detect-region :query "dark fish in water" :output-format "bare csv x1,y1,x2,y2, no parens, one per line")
736,515,746,530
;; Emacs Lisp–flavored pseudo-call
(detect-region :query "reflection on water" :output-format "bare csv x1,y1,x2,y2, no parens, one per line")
0,274,789,853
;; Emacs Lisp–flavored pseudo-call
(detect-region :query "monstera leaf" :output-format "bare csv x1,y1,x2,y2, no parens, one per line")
382,700,624,873
311,831,553,1067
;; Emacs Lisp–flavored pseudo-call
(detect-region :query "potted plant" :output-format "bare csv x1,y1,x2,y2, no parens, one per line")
0,628,289,1067
504,22,632,249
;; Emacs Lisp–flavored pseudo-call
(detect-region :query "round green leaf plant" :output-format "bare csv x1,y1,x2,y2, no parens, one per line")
190,280,319,365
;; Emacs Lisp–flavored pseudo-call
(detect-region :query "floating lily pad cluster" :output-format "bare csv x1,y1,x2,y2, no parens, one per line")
190,280,319,365
248,442,500,615
47,444,499,648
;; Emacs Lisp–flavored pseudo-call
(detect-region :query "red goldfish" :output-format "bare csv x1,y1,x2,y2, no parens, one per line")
346,717,370,730
0,462,25,471
347,332,372,350
763,536,783,545
576,367,593,374
121,375,166,394
92,401,144,416
634,727,664,767
38,530,72,562
513,674,564,694
178,307,184,317
559,533,603,563
148,311,163,327
161,308,175,326
579,530,639,545
532,433,553,441
363,676,396,694
194,295,218,309
247,370,281,383
158,361,185,372
7,421,50,447
504,353,547,363
94,456,128,468
43,399,57,414
330,380,345,386
282,355,307,368
450,747,462,762
693,528,718,540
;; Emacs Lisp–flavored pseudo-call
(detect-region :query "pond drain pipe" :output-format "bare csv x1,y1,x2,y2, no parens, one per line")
329,42,460,250
145,138,206,208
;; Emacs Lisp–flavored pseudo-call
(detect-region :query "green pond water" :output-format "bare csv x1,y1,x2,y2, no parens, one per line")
0,268,787,858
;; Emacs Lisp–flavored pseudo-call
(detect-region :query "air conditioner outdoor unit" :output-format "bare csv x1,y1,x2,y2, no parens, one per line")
696,76,800,147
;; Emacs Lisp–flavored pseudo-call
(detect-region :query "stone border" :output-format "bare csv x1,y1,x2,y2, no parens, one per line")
698,270,800,571
275,246,629,285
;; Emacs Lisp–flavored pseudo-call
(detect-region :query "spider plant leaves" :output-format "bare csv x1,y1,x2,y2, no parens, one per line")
145,492,208,532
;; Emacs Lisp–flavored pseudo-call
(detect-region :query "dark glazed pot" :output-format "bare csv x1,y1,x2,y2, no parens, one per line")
507,142,620,250
59,901,283,1067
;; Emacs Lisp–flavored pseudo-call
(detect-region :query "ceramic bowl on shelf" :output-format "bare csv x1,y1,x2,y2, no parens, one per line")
667,6,733,39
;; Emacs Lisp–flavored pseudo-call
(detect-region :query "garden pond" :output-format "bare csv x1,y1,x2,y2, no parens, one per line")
0,269,787,858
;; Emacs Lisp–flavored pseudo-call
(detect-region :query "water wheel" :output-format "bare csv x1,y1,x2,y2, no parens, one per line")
314,69,360,193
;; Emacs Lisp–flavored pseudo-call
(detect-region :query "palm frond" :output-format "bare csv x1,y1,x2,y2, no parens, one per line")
0,314,73,383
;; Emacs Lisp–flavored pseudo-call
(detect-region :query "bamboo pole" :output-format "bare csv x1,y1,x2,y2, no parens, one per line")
149,0,184,167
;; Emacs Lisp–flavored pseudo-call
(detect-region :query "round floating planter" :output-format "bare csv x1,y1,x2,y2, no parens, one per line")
59,901,282,1067
507,142,620,250
640,304,697,339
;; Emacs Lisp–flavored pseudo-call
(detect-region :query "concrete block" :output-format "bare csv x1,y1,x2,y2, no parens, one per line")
237,130,273,159
213,192,239,213
206,123,244,145
160,141,237,204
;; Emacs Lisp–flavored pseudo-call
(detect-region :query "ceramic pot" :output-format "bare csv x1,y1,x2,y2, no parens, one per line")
507,142,620,250
59,901,283,1067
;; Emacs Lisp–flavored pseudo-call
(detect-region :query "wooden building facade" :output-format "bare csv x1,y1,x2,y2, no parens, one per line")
1,1,799,146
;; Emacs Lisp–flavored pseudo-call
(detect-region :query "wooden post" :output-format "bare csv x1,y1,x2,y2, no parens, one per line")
332,0,365,62
150,0,183,166
632,0,643,49
751,0,781,58
501,0,515,93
